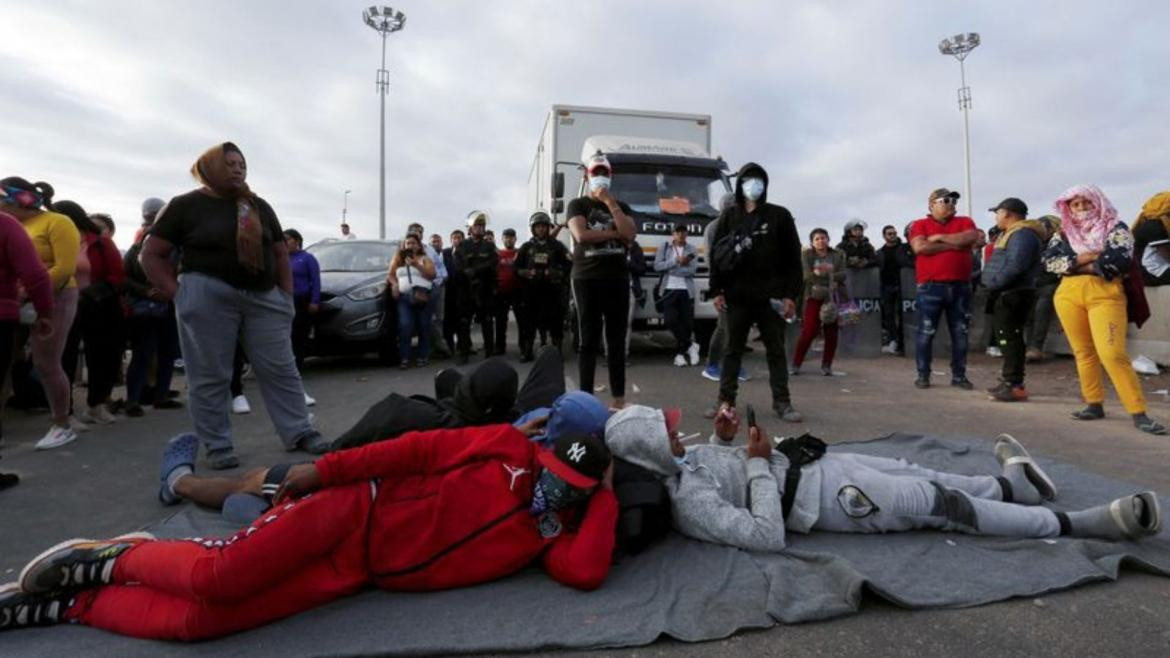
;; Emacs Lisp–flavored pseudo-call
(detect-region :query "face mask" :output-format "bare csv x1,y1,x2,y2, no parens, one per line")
589,176,611,193
1072,209,1094,222
530,469,589,516
742,178,765,201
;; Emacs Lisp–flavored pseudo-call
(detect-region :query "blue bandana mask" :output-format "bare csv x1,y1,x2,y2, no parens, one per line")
530,469,589,516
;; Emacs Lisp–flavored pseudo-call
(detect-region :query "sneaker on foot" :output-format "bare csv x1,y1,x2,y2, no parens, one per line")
673,354,687,367
207,449,240,470
231,395,251,414
304,392,316,407
788,365,801,376
125,401,145,417
701,364,721,381
68,416,90,433
994,433,1056,502
991,384,1028,402
774,404,803,423
914,375,930,389
35,426,77,450
20,533,155,594
951,377,975,390
986,346,1003,358
687,342,701,366
0,583,71,630
87,405,116,424
291,430,330,455
821,365,833,376
881,341,898,355
1025,347,1045,362
152,398,183,410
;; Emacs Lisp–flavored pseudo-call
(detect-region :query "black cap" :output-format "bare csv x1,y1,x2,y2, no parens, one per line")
502,228,516,237
537,434,610,488
989,198,1028,217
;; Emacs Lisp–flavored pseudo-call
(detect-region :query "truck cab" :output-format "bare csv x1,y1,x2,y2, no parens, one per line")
556,135,732,331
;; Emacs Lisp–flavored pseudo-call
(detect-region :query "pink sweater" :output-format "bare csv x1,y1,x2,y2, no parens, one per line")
0,211,53,323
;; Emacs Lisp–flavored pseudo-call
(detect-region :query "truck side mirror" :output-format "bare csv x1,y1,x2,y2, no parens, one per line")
553,200,564,214
552,172,565,200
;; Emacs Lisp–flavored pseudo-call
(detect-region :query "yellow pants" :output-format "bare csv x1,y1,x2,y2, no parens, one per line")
1053,276,1146,414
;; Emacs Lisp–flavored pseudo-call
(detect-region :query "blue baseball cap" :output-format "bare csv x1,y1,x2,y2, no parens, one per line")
546,392,609,442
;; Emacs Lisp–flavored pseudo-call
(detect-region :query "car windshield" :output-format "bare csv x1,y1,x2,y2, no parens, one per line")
609,165,729,218
308,241,398,272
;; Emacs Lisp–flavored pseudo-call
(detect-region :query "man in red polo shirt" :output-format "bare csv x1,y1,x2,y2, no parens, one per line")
909,188,979,390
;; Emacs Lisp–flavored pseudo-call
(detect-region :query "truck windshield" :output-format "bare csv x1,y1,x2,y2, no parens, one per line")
609,165,729,219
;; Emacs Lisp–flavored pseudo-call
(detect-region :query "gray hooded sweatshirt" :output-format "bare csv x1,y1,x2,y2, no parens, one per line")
605,406,821,552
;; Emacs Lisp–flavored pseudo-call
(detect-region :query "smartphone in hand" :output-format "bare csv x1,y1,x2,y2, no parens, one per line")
746,404,757,430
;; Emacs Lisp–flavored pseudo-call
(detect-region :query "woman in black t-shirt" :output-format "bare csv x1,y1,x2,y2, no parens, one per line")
141,142,324,470
568,154,637,409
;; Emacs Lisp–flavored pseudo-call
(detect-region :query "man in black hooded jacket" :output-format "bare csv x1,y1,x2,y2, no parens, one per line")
709,162,804,422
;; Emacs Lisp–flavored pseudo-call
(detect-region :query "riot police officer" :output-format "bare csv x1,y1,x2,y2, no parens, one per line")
515,211,572,362
454,210,499,363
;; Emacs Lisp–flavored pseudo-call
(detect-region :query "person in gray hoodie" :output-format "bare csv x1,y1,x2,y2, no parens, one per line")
604,405,1162,551
654,223,700,367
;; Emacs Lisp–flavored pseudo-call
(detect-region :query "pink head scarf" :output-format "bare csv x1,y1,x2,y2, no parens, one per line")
1054,184,1119,254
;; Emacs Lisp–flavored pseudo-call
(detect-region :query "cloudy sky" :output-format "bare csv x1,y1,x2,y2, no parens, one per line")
3,0,1168,249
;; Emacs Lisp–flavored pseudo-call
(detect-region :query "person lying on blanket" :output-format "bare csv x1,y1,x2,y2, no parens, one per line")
0,426,617,640
604,404,1162,552
155,391,610,523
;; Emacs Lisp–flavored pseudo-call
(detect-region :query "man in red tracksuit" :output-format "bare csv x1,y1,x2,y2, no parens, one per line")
2,426,617,641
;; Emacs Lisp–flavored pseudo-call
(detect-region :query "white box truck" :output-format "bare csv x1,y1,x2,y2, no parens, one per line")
527,105,732,343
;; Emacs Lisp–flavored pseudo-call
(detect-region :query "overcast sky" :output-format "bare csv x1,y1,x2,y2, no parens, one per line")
3,0,1168,249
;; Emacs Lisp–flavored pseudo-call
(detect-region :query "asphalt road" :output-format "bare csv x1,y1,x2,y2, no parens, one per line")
2,331,1170,656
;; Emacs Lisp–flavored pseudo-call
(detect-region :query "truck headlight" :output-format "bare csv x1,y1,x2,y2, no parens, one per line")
346,281,387,301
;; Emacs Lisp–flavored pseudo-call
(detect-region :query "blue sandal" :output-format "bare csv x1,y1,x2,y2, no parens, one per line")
159,433,199,505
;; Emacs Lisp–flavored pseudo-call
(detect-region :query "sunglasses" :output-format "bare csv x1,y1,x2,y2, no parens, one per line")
934,197,957,205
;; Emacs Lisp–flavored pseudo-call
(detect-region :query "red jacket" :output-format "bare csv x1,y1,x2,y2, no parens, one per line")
314,423,618,592
496,248,519,293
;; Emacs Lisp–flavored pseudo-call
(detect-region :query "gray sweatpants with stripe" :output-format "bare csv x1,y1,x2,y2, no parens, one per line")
175,273,313,454
810,453,1061,538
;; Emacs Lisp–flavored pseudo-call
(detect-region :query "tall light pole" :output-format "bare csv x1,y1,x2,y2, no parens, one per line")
938,32,980,218
342,189,351,223
362,6,406,240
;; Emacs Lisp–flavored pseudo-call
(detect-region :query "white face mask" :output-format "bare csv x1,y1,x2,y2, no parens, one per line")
589,176,611,193
742,178,765,201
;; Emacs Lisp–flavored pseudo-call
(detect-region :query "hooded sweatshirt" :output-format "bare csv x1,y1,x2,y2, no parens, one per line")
331,358,519,450
708,163,803,303
981,219,1047,293
604,406,820,552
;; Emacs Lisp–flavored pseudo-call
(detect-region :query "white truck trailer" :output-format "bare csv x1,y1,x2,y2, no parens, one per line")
527,105,732,342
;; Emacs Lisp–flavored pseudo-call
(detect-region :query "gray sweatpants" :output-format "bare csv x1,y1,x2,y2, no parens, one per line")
175,273,312,453
810,453,1060,538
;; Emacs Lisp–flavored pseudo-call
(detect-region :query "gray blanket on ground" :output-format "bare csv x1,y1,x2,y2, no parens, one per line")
7,433,1170,657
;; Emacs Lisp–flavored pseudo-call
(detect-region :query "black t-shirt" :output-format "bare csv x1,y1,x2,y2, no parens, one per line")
567,197,632,280
151,189,283,291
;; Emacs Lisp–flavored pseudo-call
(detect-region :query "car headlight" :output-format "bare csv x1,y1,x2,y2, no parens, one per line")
346,281,387,301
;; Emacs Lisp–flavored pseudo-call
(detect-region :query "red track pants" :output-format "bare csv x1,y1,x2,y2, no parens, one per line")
66,482,374,641
792,297,839,368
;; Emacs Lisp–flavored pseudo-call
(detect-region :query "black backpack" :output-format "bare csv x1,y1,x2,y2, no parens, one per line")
612,458,673,556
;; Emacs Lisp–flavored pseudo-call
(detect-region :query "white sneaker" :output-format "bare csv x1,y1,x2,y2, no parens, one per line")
673,354,687,367
35,425,78,450
304,392,316,407
987,346,1003,358
232,395,252,414
687,342,701,366
881,341,898,355
86,405,116,424
68,416,91,433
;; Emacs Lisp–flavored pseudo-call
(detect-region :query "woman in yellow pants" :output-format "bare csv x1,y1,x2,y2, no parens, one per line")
1043,184,1165,435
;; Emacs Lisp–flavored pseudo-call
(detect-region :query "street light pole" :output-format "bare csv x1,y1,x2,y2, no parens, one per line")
363,7,406,240
939,32,980,218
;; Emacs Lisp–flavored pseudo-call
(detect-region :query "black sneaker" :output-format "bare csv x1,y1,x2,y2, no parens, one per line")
0,583,71,630
19,533,154,594
987,381,1010,395
951,378,975,390
914,376,931,389
292,430,330,455
124,401,145,418
152,399,183,410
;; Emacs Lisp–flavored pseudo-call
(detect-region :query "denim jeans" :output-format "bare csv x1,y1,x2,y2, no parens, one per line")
914,281,972,380
397,295,433,362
